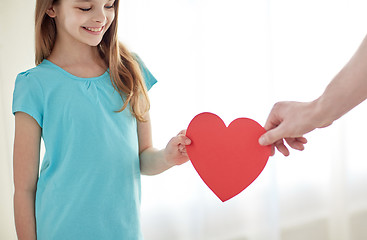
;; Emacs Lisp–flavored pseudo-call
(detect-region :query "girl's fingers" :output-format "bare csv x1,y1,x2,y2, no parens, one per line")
178,144,186,153
177,129,186,136
170,135,191,147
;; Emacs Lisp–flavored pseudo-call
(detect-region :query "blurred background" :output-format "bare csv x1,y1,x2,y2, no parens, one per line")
1,0,367,239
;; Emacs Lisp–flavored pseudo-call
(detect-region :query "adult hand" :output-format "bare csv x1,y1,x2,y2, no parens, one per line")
258,35,367,156
258,101,329,156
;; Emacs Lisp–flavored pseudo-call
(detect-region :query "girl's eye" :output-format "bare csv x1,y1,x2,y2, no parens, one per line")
105,5,114,9
79,7,92,11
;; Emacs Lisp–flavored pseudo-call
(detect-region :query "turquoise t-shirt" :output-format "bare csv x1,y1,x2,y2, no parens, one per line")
12,55,157,240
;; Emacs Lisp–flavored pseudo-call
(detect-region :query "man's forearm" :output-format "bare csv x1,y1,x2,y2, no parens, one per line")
315,35,367,127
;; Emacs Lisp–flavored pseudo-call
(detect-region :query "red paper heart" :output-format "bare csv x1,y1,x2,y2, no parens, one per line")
186,112,271,202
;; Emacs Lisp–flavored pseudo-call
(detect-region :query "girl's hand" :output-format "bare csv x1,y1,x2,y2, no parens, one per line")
164,130,192,166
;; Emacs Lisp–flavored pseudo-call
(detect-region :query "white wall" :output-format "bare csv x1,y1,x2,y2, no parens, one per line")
0,0,36,239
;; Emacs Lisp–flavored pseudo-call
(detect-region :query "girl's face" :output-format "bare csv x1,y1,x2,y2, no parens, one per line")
49,0,115,47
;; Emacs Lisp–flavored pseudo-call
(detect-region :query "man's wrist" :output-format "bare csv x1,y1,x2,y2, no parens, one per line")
311,97,334,129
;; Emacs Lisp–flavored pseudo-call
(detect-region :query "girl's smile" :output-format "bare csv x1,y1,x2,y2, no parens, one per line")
82,25,105,34
46,0,115,47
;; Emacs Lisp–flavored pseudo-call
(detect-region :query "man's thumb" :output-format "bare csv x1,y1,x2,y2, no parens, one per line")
259,128,283,146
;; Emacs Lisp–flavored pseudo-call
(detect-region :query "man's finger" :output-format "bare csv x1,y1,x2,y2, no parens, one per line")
259,125,286,146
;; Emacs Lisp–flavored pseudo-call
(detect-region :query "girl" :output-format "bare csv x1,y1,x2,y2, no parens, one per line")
12,0,191,239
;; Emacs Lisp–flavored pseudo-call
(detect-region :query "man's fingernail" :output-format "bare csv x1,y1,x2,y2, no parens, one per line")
259,136,265,145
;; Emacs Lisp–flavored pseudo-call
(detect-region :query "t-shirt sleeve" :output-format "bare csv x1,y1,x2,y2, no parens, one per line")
132,53,157,91
12,71,44,128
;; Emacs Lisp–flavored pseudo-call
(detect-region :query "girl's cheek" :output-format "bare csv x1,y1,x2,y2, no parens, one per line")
108,12,115,22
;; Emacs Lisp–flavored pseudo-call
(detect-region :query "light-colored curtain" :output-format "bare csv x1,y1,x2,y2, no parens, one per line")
1,0,367,239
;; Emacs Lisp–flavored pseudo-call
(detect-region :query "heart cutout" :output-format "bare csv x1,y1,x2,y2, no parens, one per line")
186,112,271,202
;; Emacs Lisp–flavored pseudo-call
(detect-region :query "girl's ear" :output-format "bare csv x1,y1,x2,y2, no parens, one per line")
46,6,57,18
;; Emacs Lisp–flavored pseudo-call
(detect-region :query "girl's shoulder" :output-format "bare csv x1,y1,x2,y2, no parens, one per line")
17,60,54,79
130,52,157,90
16,60,60,87
16,67,42,90
17,66,38,79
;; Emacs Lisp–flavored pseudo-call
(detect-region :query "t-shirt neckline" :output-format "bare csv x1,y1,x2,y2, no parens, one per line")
42,59,109,81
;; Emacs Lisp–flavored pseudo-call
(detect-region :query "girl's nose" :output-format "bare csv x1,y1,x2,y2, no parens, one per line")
93,8,107,24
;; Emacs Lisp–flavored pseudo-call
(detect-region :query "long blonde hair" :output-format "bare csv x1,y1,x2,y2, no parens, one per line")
35,0,150,121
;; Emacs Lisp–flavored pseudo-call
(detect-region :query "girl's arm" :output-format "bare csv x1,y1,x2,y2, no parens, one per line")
13,112,41,240
138,112,191,175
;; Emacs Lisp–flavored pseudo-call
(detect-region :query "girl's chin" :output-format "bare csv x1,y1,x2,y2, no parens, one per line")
83,39,103,47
